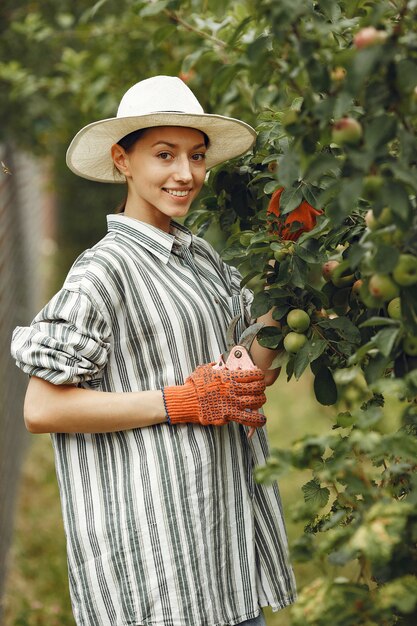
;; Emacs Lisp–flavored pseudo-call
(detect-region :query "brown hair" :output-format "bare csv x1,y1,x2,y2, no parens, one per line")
114,127,209,214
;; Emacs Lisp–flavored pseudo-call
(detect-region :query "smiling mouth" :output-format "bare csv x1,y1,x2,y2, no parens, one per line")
163,188,191,197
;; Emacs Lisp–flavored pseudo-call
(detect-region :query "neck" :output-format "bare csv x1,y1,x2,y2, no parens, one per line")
123,200,171,233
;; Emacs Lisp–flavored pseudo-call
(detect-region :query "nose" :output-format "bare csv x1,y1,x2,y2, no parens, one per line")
173,155,192,183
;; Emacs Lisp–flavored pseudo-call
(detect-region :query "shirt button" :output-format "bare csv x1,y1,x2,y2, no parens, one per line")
214,298,219,304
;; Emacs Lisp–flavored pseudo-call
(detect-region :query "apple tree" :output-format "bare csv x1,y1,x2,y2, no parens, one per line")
177,2,417,624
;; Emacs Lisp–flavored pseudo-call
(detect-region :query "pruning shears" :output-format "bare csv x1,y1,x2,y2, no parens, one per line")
214,315,265,438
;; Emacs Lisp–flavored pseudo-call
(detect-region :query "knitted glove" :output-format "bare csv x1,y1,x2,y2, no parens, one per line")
162,363,266,428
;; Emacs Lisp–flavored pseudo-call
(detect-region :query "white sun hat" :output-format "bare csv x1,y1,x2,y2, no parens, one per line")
66,75,257,183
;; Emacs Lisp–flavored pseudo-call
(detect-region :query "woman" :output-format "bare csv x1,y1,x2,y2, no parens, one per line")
11,76,296,626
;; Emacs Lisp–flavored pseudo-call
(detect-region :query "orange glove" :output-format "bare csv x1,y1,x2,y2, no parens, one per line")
267,186,322,241
162,363,267,428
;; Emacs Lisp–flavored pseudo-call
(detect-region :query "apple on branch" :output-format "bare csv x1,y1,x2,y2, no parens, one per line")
287,309,311,333
368,274,399,302
393,254,417,287
332,117,363,146
353,27,388,49
283,331,307,354
387,297,401,320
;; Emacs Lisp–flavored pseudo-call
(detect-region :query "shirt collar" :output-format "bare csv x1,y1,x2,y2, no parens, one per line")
106,214,194,264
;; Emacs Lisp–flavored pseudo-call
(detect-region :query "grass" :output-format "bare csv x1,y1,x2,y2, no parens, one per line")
2,373,331,626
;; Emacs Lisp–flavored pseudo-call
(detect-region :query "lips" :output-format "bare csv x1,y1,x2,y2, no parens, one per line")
163,188,191,197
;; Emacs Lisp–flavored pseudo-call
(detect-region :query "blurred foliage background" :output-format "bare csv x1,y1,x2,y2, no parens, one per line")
2,0,417,625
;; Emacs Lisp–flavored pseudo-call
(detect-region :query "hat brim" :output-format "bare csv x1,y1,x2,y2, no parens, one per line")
66,112,257,183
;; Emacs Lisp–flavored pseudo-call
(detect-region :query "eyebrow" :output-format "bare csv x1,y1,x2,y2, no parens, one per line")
151,141,206,150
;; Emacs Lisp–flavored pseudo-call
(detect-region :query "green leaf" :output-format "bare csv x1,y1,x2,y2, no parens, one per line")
365,352,396,383
257,326,283,349
337,177,363,220
360,317,400,328
396,59,417,94
347,242,369,269
302,478,330,508
314,366,338,405
390,163,417,193
402,285,417,335
296,239,325,264
278,149,300,188
288,256,308,288
383,182,412,222
250,291,271,318
279,186,303,215
139,0,168,16
364,114,397,151
374,327,401,357
372,243,400,273
294,338,327,380
263,179,280,195
322,317,361,344
376,575,417,615
304,153,340,183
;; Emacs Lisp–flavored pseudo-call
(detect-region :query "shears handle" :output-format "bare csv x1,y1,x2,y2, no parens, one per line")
213,345,259,439
213,345,255,371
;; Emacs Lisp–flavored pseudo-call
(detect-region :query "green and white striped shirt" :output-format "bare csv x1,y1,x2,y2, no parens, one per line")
11,214,296,626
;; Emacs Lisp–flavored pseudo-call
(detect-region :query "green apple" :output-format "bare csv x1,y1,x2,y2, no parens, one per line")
377,207,393,226
403,335,417,357
332,117,363,146
387,297,401,320
363,175,384,200
287,309,310,333
283,332,307,354
368,274,399,301
393,254,417,287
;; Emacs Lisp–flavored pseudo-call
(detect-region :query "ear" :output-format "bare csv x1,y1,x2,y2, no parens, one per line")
111,144,131,177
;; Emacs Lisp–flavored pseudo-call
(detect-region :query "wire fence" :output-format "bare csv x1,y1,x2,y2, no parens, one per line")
0,144,55,617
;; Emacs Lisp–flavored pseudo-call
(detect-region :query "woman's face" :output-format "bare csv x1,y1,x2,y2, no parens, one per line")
112,126,207,231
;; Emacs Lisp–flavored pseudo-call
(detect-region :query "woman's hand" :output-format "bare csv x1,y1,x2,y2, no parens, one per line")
162,363,266,428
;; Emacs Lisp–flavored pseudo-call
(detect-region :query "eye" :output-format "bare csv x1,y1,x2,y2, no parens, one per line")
192,153,206,162
157,152,173,161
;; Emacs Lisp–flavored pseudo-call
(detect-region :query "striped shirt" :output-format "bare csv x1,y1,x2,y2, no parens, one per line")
11,214,296,626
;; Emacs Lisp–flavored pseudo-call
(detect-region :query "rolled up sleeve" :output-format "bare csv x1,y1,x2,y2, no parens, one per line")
11,289,111,385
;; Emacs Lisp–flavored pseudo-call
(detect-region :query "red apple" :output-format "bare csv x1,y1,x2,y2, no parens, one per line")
322,260,340,281
353,27,388,49
368,274,400,302
352,279,364,297
332,117,363,146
